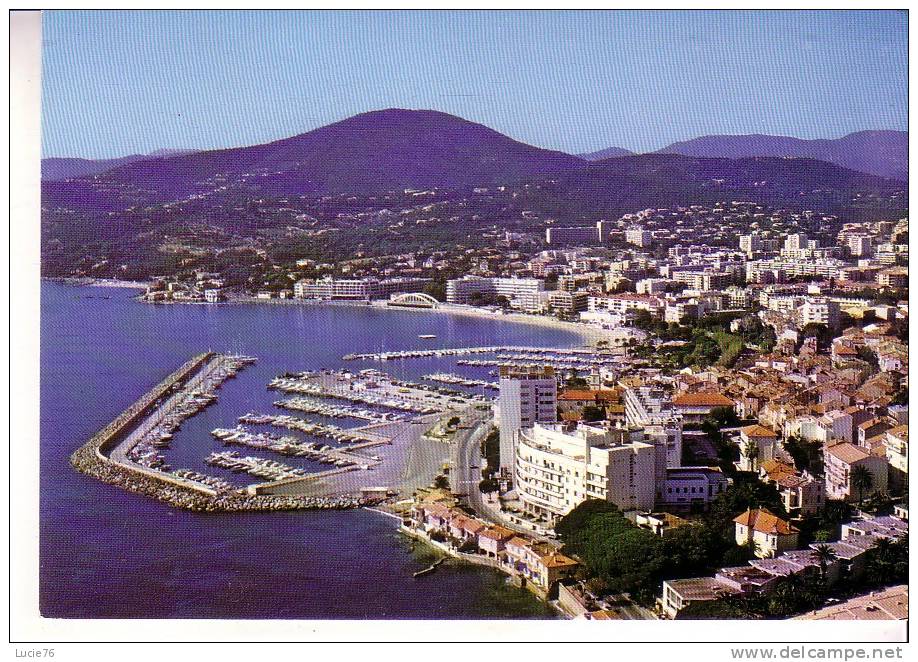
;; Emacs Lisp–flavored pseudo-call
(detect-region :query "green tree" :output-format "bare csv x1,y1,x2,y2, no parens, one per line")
566,369,588,388
812,544,838,583
850,465,875,504
478,478,499,494
581,405,606,422
783,436,823,474
743,439,760,471
423,280,446,302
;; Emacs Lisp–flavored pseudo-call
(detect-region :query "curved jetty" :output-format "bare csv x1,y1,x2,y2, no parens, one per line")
69,353,381,512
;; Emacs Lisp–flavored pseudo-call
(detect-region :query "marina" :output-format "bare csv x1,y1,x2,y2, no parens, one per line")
273,396,407,422
212,425,378,469
422,372,499,390
268,369,486,413
205,451,314,481
120,353,256,473
341,344,604,362
69,352,388,511
457,358,603,372
237,412,380,443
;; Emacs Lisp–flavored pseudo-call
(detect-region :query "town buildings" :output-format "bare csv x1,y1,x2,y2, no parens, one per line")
660,514,908,619
445,275,545,308
623,387,684,496
408,500,578,595
497,366,557,480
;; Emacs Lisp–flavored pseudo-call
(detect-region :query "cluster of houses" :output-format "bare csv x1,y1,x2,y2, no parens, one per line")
405,497,579,596
660,510,908,619
143,275,227,303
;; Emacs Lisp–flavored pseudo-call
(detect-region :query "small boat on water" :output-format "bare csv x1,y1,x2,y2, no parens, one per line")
418,334,437,339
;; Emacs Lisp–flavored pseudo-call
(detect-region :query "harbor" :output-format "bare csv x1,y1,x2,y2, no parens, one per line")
236,412,382,443
273,396,407,422
69,352,390,511
46,282,575,619
69,351,491,508
212,425,381,469
268,368,490,412
341,344,603,362
205,451,314,480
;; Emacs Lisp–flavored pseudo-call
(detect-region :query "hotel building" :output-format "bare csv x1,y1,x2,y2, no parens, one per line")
497,366,557,480
515,423,656,522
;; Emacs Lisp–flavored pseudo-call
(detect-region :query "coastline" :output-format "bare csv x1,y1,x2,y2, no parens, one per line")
47,276,151,290
42,276,608,344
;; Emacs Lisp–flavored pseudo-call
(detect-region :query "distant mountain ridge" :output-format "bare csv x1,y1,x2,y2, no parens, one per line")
577,146,634,160
41,110,906,214
41,149,197,181
655,130,907,181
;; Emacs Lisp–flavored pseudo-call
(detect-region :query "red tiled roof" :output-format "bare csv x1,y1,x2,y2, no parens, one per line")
673,392,735,407
478,526,515,541
826,442,870,465
741,424,777,438
734,508,799,536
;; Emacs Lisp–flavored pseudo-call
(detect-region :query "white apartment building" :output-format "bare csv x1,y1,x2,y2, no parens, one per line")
294,276,430,300
446,275,545,305
623,387,683,498
660,467,729,509
515,423,656,521
724,285,754,309
846,234,874,257
636,278,669,295
746,258,845,282
824,442,889,502
783,233,811,252
884,426,908,494
497,366,558,479
625,227,652,247
204,289,224,303
739,233,762,258
588,294,664,318
798,296,841,329
672,270,733,291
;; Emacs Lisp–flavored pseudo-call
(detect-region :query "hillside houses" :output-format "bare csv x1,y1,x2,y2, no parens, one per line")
660,514,908,619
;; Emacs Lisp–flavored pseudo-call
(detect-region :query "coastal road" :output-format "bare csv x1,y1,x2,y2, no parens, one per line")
450,411,490,509
450,409,556,542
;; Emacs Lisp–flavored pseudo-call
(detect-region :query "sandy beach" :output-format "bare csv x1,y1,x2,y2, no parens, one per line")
229,296,609,345
53,275,612,345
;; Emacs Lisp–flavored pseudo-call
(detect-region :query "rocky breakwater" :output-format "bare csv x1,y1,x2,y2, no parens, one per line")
71,451,377,512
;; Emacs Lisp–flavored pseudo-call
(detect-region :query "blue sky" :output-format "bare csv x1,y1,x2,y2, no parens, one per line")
42,10,907,159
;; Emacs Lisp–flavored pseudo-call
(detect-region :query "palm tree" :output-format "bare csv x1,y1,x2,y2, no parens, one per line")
812,544,838,583
743,439,760,471
850,465,874,505
867,537,896,585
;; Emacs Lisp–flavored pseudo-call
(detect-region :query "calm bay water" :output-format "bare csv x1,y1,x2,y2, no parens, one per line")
39,283,581,619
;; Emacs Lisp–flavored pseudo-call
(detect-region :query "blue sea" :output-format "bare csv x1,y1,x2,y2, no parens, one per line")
39,283,581,619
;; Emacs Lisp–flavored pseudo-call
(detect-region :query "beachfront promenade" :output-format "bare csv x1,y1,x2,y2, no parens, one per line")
70,353,380,512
